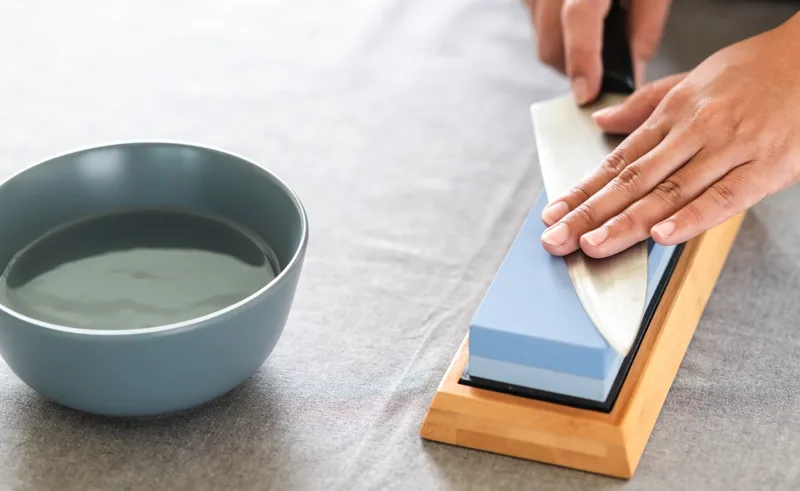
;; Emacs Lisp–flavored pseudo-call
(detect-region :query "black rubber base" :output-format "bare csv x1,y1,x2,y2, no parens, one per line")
459,241,686,413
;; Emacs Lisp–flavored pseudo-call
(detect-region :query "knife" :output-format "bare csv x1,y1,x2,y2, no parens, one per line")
530,0,647,357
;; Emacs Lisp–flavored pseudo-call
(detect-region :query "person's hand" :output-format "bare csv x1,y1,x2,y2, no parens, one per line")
524,0,672,103
538,14,800,259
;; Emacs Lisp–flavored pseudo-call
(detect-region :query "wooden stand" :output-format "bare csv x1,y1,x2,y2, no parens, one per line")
420,212,746,479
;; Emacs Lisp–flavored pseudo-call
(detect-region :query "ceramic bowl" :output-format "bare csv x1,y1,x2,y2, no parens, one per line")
0,141,308,417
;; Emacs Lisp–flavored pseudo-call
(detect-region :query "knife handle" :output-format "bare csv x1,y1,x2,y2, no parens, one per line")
601,0,636,95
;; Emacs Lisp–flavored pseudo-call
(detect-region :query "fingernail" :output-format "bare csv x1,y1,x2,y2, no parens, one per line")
652,220,675,238
542,222,569,246
571,77,591,105
582,227,608,247
542,201,569,225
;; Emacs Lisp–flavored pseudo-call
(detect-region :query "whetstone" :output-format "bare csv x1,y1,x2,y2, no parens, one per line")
420,209,745,479
462,191,680,411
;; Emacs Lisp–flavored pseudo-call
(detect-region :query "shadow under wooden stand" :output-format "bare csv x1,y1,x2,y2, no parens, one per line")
420,211,746,479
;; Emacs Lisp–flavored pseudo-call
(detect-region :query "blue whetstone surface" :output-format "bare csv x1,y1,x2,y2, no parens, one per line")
467,191,677,401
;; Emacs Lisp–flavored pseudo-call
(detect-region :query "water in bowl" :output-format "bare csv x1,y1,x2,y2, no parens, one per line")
0,208,279,330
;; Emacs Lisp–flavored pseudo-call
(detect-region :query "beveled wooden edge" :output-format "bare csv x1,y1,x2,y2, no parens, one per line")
420,211,746,479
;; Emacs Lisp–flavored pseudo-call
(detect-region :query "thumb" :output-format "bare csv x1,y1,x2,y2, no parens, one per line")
561,0,611,104
592,72,686,134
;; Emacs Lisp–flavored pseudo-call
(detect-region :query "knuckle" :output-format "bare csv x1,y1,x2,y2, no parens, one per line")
691,99,722,127
652,178,684,204
571,202,598,225
709,180,739,210
613,164,644,195
730,114,757,142
640,121,669,142
569,183,592,203
639,81,660,100
684,202,705,223
601,150,629,175
612,207,639,232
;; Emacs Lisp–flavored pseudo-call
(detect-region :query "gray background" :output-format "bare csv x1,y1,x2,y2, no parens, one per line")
1,0,799,489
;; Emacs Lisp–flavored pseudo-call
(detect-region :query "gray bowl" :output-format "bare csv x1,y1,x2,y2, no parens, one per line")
0,141,308,417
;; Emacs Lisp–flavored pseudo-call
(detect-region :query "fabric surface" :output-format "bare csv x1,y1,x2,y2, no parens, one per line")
1,0,799,489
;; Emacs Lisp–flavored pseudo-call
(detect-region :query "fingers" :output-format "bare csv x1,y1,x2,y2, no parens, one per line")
529,0,674,101
540,75,689,231
541,124,702,255
541,115,668,227
651,163,762,245
627,0,673,86
529,0,567,73
592,73,687,135
577,145,747,258
561,0,611,104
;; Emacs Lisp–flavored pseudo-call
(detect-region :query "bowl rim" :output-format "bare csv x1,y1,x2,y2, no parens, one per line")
0,139,309,337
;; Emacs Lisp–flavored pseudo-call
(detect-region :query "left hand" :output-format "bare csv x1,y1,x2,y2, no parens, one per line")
539,13,800,258
523,0,671,102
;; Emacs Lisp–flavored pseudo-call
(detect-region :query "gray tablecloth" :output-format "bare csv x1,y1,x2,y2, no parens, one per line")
1,0,799,489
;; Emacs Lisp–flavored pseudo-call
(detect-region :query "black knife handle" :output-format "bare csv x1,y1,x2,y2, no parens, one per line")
601,0,636,94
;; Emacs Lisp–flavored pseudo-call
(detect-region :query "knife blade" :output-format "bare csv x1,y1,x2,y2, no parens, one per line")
530,0,647,357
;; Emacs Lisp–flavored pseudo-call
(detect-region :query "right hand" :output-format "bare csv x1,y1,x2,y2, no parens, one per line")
524,0,672,104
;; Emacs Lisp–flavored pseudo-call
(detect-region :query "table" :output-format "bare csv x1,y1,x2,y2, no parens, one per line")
1,0,799,489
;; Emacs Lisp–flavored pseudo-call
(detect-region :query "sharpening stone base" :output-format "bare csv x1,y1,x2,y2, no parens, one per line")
459,191,684,412
420,209,746,479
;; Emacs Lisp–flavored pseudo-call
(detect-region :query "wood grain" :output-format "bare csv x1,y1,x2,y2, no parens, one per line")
420,211,746,479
